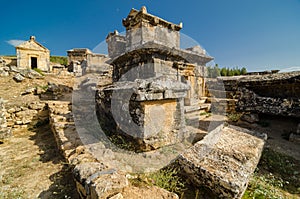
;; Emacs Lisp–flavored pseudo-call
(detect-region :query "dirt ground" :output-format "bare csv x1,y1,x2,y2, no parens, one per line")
240,114,300,161
0,74,77,199
0,124,78,199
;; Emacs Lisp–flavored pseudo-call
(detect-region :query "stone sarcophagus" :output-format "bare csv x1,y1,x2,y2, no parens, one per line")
96,76,189,151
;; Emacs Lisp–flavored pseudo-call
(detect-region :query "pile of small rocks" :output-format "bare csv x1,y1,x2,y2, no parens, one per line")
6,101,48,129
0,63,44,81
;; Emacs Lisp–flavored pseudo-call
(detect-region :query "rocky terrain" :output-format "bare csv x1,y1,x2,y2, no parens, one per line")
0,66,299,198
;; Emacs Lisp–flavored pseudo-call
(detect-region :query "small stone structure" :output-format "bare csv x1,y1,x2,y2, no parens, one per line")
97,6,213,151
6,101,48,129
67,48,93,65
67,48,111,76
16,36,51,71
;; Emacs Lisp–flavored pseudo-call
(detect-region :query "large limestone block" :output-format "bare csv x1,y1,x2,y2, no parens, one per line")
178,125,266,199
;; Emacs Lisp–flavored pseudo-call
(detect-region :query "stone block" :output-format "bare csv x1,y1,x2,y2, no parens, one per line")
108,193,123,199
13,73,25,82
90,171,129,199
178,125,266,199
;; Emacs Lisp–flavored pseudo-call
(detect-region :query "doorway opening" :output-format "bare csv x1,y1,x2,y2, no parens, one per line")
31,57,37,69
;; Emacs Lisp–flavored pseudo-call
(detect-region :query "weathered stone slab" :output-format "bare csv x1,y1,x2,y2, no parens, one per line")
178,125,266,199
13,73,25,82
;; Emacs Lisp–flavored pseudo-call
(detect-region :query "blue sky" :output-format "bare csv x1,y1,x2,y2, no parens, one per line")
0,0,299,72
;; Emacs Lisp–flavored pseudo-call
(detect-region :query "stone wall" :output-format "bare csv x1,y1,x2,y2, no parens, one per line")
206,72,300,117
0,98,11,139
1,56,17,66
48,100,179,199
17,49,50,71
6,101,48,129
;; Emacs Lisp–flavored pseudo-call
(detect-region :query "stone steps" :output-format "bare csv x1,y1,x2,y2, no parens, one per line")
206,89,227,98
184,101,212,127
207,97,238,103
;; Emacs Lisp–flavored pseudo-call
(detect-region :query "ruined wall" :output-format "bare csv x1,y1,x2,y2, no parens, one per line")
206,72,300,117
0,98,11,139
6,102,48,129
48,100,179,199
67,49,92,65
1,56,17,66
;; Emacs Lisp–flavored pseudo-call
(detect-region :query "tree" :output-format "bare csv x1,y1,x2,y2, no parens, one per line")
227,69,234,76
207,65,248,77
241,67,247,75
220,67,227,76
212,64,221,77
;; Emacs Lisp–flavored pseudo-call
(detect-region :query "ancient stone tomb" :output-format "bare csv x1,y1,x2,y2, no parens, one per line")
16,36,51,71
97,6,213,151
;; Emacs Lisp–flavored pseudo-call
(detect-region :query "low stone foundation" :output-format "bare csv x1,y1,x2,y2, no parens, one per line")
206,72,300,117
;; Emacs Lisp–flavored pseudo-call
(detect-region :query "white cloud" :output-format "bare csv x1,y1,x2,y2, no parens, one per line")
6,40,25,47
279,66,300,73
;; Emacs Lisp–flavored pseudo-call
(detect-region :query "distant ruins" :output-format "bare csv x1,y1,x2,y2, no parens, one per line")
1,36,51,72
16,36,51,71
67,48,110,76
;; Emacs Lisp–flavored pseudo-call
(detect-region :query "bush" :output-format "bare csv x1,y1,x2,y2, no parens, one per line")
50,56,68,66
33,68,44,76
227,113,243,122
148,168,186,193
130,168,186,194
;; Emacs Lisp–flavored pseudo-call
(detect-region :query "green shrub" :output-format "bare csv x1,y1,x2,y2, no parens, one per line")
50,56,68,66
227,113,243,122
33,68,44,76
148,168,186,193
129,168,186,194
